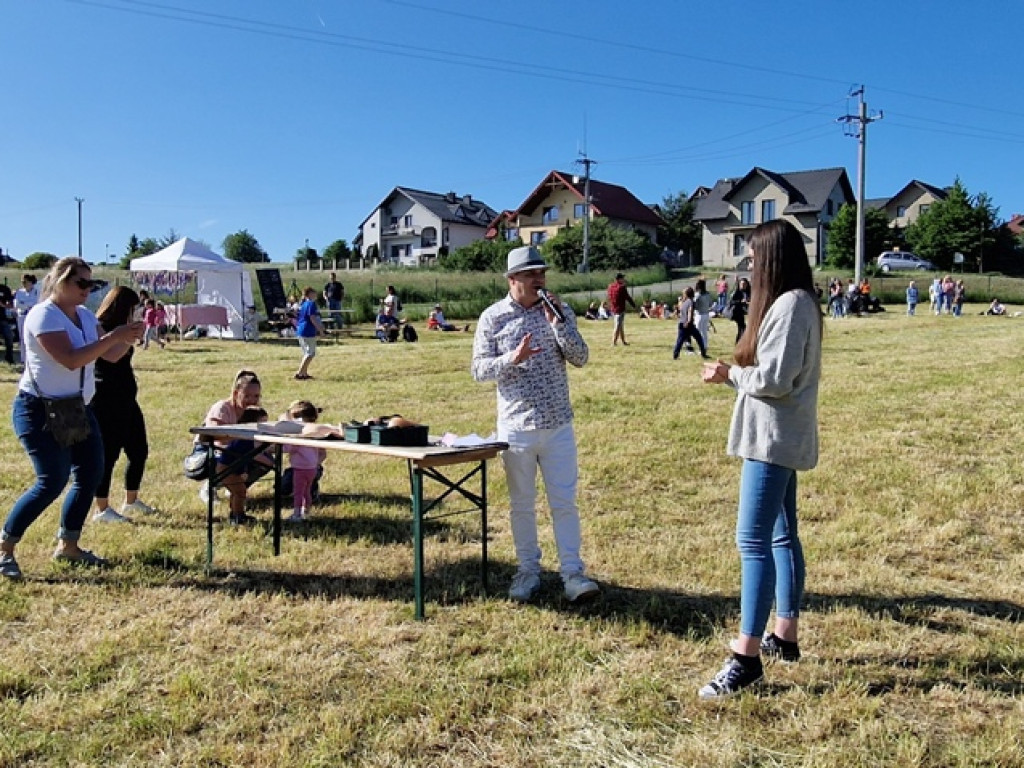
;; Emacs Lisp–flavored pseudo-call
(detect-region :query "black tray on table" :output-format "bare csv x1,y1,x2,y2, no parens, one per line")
369,425,430,447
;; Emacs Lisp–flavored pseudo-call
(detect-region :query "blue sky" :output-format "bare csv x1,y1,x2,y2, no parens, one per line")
1,0,1021,264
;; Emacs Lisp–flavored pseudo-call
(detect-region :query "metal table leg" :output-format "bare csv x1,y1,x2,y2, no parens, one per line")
411,463,425,620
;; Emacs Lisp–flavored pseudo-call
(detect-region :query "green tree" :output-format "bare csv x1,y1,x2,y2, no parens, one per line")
657,191,701,264
543,217,659,273
905,178,998,271
222,230,269,263
119,234,161,268
825,204,892,269
440,238,518,272
295,245,319,268
322,239,351,267
23,252,57,269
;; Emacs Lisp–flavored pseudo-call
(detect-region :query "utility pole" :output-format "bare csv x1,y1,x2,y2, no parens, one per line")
574,152,596,273
837,87,882,286
75,197,85,258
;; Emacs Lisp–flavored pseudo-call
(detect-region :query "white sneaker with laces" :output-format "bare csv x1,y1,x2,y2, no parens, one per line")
93,507,131,524
563,573,600,602
121,499,157,515
508,570,541,602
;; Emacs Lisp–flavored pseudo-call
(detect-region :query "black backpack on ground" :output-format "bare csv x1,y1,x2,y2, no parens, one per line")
402,324,418,343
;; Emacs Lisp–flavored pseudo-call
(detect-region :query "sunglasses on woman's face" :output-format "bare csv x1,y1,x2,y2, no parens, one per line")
72,277,96,290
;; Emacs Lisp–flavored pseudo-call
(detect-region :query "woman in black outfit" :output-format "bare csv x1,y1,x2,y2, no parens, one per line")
731,277,751,342
91,287,156,523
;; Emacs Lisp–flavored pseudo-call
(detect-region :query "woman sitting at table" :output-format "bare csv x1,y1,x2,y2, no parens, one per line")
198,369,272,525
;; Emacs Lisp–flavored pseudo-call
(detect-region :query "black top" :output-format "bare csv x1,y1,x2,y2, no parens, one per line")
730,288,749,320
0,283,13,323
94,328,138,401
324,280,344,301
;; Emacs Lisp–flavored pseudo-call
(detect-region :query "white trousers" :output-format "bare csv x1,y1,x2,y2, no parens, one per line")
499,422,585,579
696,312,710,348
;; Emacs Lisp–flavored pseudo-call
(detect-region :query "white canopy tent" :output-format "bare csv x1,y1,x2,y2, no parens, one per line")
129,238,254,340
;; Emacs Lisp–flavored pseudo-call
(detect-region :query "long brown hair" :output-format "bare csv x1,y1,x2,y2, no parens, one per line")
734,220,820,367
96,286,139,330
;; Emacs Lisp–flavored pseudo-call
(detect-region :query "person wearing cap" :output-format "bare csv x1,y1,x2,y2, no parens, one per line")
607,272,637,346
471,245,599,603
427,303,469,332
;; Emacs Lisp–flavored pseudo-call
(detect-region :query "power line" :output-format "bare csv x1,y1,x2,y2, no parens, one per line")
383,0,1024,123
60,0,849,114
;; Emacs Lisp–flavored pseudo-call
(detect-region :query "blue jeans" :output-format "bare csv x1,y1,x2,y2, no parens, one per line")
3,391,104,543
736,459,805,638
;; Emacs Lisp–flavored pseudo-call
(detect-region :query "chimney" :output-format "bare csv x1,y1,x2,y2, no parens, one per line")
445,192,456,203
462,194,472,206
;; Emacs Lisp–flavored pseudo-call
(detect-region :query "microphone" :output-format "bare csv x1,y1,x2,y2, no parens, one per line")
537,288,566,323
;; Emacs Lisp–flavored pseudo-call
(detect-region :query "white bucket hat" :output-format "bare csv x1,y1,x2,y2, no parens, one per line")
505,245,549,278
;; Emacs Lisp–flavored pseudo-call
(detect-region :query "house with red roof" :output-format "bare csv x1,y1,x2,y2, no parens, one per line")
490,170,664,247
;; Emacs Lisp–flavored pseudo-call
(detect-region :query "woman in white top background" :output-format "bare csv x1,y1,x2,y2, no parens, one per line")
14,273,40,365
0,258,143,580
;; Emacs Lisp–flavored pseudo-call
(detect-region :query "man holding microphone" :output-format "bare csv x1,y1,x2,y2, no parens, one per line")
472,246,599,603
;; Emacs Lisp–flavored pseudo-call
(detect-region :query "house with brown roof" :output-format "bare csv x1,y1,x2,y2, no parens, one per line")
693,166,854,268
867,180,949,228
492,170,664,246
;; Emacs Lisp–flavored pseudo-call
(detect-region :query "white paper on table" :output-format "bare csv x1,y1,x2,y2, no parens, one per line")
439,432,498,448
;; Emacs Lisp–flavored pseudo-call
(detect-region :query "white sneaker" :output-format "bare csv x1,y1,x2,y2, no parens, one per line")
563,573,600,602
199,482,212,504
121,499,157,515
508,570,541,602
93,507,131,524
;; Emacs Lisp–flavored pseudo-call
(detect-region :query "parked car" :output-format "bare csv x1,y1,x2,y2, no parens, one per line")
876,251,937,272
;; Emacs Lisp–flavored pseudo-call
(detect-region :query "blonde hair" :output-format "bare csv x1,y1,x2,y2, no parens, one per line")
40,256,90,300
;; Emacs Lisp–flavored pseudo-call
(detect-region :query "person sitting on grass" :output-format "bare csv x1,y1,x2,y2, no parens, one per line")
985,298,1006,316
375,303,402,343
427,303,470,332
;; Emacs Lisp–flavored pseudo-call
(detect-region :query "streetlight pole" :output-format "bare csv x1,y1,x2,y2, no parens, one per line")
75,197,84,258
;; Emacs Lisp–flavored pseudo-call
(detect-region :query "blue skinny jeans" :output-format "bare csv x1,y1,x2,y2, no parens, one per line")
3,391,104,543
736,459,805,638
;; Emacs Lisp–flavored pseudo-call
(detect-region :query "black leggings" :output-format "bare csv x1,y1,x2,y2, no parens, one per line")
92,397,149,499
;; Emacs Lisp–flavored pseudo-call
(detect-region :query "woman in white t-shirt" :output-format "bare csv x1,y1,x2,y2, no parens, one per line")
0,258,143,580
13,273,40,364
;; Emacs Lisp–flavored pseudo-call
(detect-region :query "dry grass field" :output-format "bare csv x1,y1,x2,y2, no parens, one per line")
1,300,1023,767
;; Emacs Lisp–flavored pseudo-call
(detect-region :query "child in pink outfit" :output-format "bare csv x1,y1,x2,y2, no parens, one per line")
283,400,326,522
142,299,166,349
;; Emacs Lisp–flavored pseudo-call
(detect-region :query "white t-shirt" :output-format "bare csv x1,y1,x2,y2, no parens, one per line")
19,300,101,402
14,285,39,316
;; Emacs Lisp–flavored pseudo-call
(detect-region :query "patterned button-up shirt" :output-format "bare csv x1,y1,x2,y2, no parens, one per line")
471,293,589,431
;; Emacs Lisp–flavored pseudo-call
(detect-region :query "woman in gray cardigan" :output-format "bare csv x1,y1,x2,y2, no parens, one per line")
698,219,822,699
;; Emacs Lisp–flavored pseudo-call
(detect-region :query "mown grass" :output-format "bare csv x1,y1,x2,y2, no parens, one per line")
1,298,1023,767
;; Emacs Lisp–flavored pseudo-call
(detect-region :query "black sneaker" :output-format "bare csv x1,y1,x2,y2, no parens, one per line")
761,633,801,662
228,513,256,526
698,656,763,699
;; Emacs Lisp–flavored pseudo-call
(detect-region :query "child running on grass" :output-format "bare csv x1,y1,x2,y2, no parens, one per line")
283,400,327,522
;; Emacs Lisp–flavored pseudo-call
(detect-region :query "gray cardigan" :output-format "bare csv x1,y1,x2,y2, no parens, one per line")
727,289,821,471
